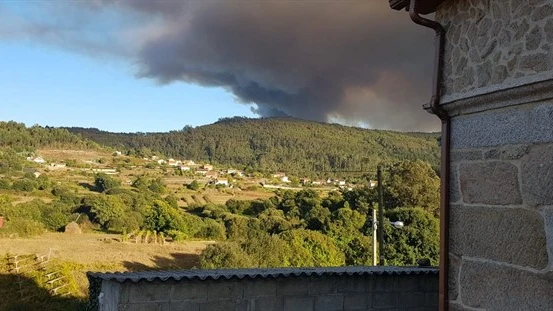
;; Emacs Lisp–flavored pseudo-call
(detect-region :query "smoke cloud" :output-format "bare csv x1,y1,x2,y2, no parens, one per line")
0,0,439,131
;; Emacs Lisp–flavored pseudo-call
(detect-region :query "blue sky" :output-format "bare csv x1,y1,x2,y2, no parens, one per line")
0,42,257,133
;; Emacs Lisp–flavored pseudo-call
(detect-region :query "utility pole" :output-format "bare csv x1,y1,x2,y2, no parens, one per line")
377,165,385,266
372,207,377,266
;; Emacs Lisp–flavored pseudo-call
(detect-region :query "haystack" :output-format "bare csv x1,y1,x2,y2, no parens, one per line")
64,221,82,234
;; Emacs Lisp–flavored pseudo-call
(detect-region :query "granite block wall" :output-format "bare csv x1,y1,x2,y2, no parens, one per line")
435,0,553,309
446,102,553,310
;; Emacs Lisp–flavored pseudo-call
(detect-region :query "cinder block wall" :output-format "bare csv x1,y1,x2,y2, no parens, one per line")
88,268,438,311
436,0,553,310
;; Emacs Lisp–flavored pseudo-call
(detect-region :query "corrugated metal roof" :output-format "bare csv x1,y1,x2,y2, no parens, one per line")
87,266,438,283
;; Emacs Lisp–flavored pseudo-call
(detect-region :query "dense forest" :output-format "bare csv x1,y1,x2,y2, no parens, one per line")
0,121,99,152
66,117,440,176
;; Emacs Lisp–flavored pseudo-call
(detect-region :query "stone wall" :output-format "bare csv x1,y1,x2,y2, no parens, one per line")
87,267,438,311
436,0,553,103
434,0,553,309
448,102,553,310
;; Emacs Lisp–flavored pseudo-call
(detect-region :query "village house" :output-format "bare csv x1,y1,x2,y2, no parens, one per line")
201,164,213,171
182,160,196,166
205,171,218,179
226,169,244,176
369,180,377,188
167,158,182,166
214,178,229,186
179,166,190,171
23,168,41,178
27,156,46,164
195,169,209,176
48,163,67,170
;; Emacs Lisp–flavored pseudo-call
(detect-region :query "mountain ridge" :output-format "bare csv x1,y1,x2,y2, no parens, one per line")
64,117,440,176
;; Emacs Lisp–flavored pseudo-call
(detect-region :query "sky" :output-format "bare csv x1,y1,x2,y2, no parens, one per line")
0,0,440,133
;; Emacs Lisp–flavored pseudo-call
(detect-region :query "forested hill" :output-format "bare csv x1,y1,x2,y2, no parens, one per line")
66,117,440,176
0,121,99,152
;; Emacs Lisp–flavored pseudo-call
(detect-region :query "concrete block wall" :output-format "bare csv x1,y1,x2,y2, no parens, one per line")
89,271,438,311
435,0,553,309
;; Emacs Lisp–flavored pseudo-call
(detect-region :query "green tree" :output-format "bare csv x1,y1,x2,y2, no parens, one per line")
280,229,344,267
143,200,185,234
85,195,126,230
94,173,121,192
199,242,254,269
187,180,200,191
383,207,439,266
385,160,440,214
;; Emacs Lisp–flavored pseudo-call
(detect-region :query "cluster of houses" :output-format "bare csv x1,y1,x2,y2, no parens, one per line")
144,156,245,187
24,153,375,190
26,156,67,170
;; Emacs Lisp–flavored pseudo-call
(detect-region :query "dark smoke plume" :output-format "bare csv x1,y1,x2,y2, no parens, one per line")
0,0,439,131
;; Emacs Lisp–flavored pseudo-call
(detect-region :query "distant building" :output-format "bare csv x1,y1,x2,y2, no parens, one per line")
24,168,41,178
215,179,229,186
49,163,67,170
168,159,181,166
32,157,46,164
280,176,290,183
206,171,219,179
202,164,214,171
157,159,166,165
179,166,191,171
195,169,209,176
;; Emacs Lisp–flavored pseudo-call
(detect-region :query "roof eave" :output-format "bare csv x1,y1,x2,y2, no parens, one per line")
389,0,445,14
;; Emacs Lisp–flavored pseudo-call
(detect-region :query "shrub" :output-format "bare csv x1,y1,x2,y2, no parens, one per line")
42,211,69,231
0,178,11,189
199,242,254,269
12,179,37,192
0,218,45,237
195,219,226,240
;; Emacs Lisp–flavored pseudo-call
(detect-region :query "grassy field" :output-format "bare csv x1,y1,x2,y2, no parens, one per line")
0,233,212,310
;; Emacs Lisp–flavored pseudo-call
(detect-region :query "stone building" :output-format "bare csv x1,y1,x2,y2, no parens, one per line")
390,0,553,310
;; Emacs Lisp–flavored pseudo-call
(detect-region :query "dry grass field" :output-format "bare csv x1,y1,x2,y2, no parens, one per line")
0,233,212,310
38,149,112,163
0,232,211,271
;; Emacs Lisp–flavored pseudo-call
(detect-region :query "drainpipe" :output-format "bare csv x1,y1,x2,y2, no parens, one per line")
408,0,450,310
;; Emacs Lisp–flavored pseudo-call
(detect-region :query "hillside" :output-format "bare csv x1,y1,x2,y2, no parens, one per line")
0,121,99,152
66,117,440,176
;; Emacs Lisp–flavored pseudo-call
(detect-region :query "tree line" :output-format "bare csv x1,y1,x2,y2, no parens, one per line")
66,117,440,177
0,121,99,152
